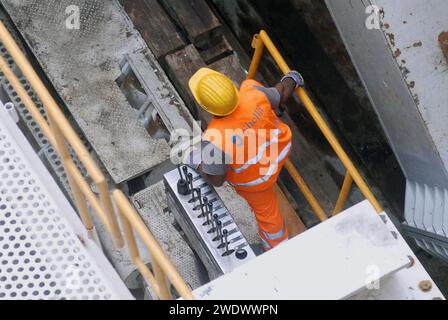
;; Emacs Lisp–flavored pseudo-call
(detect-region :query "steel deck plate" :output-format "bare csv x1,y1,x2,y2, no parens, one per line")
1,0,175,183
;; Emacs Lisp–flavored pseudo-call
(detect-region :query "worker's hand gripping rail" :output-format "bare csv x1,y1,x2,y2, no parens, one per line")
0,20,194,300
248,30,383,219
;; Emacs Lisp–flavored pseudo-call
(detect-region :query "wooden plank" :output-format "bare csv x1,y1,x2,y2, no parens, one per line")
208,53,247,84
165,45,212,129
121,0,185,59
274,185,307,238
161,0,223,49
199,35,233,64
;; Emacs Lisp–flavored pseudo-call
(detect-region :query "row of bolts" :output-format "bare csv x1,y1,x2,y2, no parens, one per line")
177,165,232,255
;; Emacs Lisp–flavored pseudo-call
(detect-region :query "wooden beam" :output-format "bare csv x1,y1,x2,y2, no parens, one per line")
165,45,212,129
208,53,247,84
121,0,185,59
199,35,233,65
161,0,223,49
274,185,307,238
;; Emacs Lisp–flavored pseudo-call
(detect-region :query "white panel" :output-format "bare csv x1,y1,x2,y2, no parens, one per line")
194,201,418,300
353,211,444,300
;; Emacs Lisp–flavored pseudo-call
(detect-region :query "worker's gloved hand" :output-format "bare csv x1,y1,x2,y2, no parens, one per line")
281,71,304,89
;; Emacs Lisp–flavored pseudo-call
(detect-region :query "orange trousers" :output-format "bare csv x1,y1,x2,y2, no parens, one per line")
237,187,289,251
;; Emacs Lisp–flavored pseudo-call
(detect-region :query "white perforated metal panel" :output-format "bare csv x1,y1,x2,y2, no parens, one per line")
0,105,132,300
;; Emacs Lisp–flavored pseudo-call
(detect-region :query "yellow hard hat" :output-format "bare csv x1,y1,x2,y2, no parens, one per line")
189,68,239,117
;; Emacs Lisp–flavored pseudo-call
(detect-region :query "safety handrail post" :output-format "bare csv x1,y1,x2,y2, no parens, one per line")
47,110,94,231
115,200,166,299
97,180,125,248
249,30,383,214
333,172,354,216
284,161,328,221
248,34,265,80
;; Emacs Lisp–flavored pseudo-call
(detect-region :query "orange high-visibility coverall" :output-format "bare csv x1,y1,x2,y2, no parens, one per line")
204,79,292,250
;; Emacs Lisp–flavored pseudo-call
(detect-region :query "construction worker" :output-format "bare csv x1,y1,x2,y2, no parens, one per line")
186,68,304,251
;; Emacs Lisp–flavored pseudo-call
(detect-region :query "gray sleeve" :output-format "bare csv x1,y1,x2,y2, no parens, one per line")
201,141,229,176
185,147,201,170
255,86,281,108
185,141,229,176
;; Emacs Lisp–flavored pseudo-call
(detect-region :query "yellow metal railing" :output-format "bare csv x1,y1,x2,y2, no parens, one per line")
0,21,194,300
248,30,383,218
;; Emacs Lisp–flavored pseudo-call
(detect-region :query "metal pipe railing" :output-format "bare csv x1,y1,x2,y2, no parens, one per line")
283,161,328,221
333,172,354,216
0,20,194,300
248,30,383,217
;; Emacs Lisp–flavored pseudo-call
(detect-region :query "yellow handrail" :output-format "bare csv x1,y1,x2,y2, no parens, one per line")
283,161,327,221
333,172,354,216
248,30,383,216
0,20,193,300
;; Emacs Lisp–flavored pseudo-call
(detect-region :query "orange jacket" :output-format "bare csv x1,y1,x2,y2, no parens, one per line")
204,79,292,192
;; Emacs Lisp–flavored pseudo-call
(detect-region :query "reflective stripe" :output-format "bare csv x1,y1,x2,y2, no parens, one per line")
260,233,288,251
262,225,286,241
260,237,272,250
232,142,292,187
231,129,281,174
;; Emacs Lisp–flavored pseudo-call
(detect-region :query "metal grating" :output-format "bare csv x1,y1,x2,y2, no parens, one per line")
0,107,131,300
404,180,448,262
132,182,204,291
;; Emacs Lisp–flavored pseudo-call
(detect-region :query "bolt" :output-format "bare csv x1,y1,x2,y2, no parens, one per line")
419,280,432,293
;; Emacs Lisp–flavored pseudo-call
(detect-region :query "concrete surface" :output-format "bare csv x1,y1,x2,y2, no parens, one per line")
1,0,179,183
326,0,448,188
